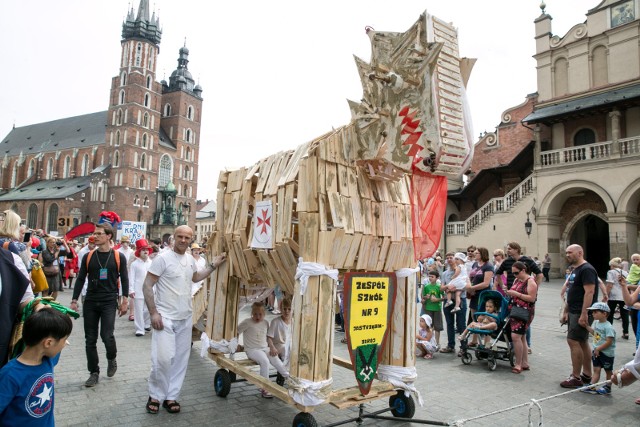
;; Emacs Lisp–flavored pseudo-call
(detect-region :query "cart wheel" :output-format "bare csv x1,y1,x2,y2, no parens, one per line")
461,352,473,365
509,350,516,367
488,356,497,371
229,371,237,383
389,390,416,418
292,412,317,427
214,369,232,397
276,372,285,386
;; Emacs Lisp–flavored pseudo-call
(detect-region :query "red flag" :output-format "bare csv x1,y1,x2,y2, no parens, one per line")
409,170,447,260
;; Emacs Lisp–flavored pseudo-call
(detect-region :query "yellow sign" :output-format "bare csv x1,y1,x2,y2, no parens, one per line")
348,277,390,347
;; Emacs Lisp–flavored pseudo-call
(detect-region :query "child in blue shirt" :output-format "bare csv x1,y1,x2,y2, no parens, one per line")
0,308,73,426
584,302,616,395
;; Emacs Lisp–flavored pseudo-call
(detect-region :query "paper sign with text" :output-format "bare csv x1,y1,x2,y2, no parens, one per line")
343,272,396,395
116,221,147,244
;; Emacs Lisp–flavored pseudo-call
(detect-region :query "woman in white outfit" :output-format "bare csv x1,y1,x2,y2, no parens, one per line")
129,239,153,336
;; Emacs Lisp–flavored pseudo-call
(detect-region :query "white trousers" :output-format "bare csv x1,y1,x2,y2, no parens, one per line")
148,317,192,401
245,347,289,379
133,298,150,335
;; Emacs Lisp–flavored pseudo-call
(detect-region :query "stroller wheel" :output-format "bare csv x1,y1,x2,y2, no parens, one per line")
509,351,516,367
488,356,497,371
461,352,473,365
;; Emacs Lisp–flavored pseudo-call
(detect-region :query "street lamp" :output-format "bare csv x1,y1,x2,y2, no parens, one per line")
525,212,532,236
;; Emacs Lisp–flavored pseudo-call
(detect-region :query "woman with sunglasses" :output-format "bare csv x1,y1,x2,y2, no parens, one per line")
507,261,538,374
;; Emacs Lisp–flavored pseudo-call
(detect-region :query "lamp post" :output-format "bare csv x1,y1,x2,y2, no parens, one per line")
525,212,533,237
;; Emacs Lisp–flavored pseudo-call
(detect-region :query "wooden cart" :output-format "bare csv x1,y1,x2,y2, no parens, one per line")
202,11,473,426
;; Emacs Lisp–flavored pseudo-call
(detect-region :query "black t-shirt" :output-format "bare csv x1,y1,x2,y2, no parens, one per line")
566,262,599,314
496,255,542,289
72,249,129,302
469,261,493,309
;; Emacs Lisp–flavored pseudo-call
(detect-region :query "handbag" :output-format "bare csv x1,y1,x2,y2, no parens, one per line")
43,263,60,277
31,260,49,293
510,305,530,322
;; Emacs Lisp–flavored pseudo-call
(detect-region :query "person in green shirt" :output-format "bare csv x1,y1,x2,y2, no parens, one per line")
421,271,444,349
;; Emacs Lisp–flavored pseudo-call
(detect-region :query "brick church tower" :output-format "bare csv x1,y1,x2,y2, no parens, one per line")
103,0,202,230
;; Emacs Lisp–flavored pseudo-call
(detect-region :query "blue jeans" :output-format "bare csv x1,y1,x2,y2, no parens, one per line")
443,297,467,350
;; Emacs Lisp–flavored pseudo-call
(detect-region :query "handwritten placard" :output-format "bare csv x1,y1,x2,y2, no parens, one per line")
116,221,147,244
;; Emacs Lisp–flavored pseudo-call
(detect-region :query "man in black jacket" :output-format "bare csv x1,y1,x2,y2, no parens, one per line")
70,222,128,387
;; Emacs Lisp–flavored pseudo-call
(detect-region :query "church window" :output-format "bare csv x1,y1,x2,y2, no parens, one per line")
63,156,71,178
140,175,146,188
81,154,89,176
135,42,142,67
144,93,150,108
46,158,54,180
187,105,194,120
143,196,149,207
114,151,120,167
120,71,127,86
146,75,152,89
185,128,192,143
116,109,123,126
47,203,59,232
143,112,149,128
184,165,190,180
142,133,148,148
133,195,140,206
10,162,17,188
115,130,121,146
185,147,191,161
27,204,38,229
159,154,172,188
119,90,125,105
110,194,116,202
28,159,35,177
164,103,171,117
140,153,147,169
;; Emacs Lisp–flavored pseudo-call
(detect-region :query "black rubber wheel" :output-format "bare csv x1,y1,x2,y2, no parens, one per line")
214,369,231,397
488,356,497,371
389,390,416,418
461,352,473,365
509,350,516,367
276,372,285,386
229,371,237,383
292,412,318,427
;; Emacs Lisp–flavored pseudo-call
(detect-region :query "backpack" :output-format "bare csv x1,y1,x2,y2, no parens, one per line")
86,249,121,289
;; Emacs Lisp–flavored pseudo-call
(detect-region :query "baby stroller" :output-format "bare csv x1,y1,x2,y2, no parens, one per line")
460,290,515,371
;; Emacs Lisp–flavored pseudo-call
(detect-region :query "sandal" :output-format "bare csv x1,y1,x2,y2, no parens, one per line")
162,400,181,413
128,314,134,321
340,337,347,344
512,367,522,374
635,397,640,405
146,397,160,414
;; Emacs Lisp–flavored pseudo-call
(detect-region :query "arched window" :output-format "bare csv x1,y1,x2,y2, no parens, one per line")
143,196,149,207
140,153,146,169
592,45,608,88
116,109,123,125
28,159,35,177
159,154,172,188
185,128,192,143
184,165,190,180
183,185,188,196
114,151,120,167
187,105,193,120
163,103,171,117
574,128,596,146
63,156,71,178
115,130,120,146
139,175,145,189
81,154,90,176
47,203,59,232
133,173,138,188
554,57,568,97
142,133,148,148
144,93,150,108
27,203,38,229
135,42,142,67
146,75,152,89
10,162,17,188
120,71,127,86
185,147,191,161
143,112,149,128
119,90,125,105
46,158,54,180
134,194,140,206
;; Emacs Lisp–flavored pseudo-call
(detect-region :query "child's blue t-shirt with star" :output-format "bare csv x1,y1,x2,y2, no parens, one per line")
0,353,60,426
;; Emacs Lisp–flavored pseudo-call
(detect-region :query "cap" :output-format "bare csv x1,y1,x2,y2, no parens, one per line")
587,302,610,313
420,314,433,328
454,252,466,261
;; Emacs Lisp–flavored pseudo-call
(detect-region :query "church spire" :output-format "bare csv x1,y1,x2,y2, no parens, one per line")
122,0,161,45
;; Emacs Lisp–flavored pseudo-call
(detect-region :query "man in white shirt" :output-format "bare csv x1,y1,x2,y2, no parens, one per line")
142,226,226,414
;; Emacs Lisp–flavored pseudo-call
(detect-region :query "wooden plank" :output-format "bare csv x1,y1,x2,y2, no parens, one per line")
257,250,278,288
313,275,334,380
276,186,286,243
275,242,298,278
281,142,311,185
286,238,300,258
356,166,373,200
337,164,349,196
318,193,329,231
327,192,344,229
317,159,327,195
298,213,319,262
325,162,338,193
404,273,417,367
305,155,318,212
270,249,295,295
329,229,346,269
297,158,308,212
317,231,335,266
372,202,383,237
361,199,373,235
350,194,363,234
384,242,401,272
233,240,251,281
390,276,406,364
224,275,240,341
289,280,304,377
255,155,276,194
367,237,382,271
343,233,363,270
376,237,391,272
297,276,320,379
283,183,295,240
341,195,355,234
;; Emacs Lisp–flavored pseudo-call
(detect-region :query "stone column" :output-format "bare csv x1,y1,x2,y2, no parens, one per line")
607,212,639,260
535,214,562,278
609,109,621,156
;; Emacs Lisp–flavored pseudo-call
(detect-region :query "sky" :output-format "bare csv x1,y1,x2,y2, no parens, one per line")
0,0,592,203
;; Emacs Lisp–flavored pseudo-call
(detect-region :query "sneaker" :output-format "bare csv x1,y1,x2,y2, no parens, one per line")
580,373,592,385
135,332,144,337
271,310,281,315
261,389,273,398
451,307,461,313
84,372,99,387
580,386,598,394
560,374,583,388
439,347,454,353
444,300,453,307
595,386,611,395
107,359,117,377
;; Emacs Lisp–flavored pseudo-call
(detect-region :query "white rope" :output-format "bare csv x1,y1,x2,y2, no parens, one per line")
199,332,238,360
395,266,420,278
295,258,339,296
451,380,611,426
376,364,423,406
527,399,543,427
287,376,333,406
